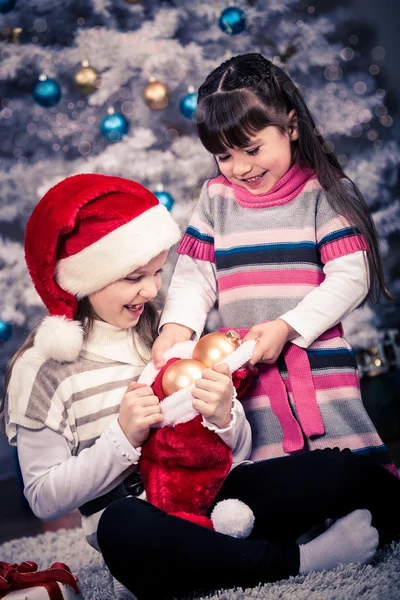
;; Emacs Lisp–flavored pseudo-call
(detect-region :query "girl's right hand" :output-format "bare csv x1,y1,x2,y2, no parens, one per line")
151,323,194,368
118,382,163,448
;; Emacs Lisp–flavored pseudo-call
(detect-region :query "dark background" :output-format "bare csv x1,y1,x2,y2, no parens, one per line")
1,0,400,476
312,0,400,99
0,0,399,544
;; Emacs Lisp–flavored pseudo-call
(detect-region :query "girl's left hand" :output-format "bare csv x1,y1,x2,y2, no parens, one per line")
243,319,299,365
191,363,233,429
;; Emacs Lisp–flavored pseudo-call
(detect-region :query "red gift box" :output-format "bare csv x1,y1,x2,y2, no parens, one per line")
0,561,81,600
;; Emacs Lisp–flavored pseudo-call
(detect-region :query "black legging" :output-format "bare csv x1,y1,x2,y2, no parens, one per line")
97,449,400,600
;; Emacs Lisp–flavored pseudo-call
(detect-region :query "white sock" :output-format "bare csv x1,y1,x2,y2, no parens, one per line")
299,509,378,574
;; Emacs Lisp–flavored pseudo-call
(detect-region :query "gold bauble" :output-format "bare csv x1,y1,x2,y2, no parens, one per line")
143,78,169,110
192,331,241,369
0,26,22,43
161,359,205,396
74,61,100,94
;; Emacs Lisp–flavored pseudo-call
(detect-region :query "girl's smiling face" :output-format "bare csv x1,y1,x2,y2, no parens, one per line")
215,117,298,195
88,251,168,329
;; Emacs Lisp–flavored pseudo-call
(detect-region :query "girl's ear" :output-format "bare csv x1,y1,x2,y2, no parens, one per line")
288,109,299,141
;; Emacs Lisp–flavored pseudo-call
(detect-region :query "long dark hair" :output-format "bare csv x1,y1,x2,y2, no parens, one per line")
195,53,391,303
2,296,160,420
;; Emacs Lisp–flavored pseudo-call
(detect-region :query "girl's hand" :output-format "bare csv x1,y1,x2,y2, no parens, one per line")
243,319,299,365
151,323,194,369
118,382,163,448
192,363,233,429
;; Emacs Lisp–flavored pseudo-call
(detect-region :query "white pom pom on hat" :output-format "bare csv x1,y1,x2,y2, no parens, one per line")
33,316,84,363
211,499,255,539
25,173,181,362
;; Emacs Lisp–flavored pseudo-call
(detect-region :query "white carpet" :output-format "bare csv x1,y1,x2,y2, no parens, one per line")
1,527,400,599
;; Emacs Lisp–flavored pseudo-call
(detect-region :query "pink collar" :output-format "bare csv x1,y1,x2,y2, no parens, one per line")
222,164,316,208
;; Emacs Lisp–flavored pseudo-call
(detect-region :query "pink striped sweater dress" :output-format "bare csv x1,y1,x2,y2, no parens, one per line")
176,164,398,475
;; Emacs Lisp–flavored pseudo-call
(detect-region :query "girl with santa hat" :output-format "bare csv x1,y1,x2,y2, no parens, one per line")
3,174,400,600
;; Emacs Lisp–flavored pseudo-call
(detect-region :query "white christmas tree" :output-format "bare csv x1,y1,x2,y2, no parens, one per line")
0,0,399,385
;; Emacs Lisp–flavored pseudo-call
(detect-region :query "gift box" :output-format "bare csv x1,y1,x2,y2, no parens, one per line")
0,561,81,599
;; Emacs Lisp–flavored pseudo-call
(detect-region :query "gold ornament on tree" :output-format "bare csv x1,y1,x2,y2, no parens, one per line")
161,331,241,395
74,59,100,94
0,26,22,43
143,77,169,110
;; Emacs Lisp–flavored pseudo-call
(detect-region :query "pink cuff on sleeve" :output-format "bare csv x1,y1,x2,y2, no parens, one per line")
177,235,215,262
320,235,368,264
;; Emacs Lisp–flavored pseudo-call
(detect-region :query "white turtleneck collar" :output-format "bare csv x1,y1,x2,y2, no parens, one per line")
82,319,149,367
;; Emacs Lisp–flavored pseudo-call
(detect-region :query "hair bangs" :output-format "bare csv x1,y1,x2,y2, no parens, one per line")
196,89,274,155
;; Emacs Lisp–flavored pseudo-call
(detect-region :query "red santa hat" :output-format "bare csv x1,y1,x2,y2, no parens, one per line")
24,173,181,362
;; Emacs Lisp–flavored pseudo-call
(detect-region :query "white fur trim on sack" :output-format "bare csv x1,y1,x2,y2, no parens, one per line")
215,340,255,373
55,203,181,298
34,315,84,362
138,340,196,387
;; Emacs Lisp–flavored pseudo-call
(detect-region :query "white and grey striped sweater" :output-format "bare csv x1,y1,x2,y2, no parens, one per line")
6,320,149,547
6,320,148,451
6,319,251,550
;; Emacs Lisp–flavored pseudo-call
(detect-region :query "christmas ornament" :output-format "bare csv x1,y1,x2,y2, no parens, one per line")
32,75,61,108
74,59,100,94
161,330,242,395
0,25,22,43
180,88,198,120
161,358,205,396
153,188,175,211
355,330,400,378
192,330,241,368
0,0,16,14
143,77,169,110
100,108,129,142
218,7,247,35
0,319,13,342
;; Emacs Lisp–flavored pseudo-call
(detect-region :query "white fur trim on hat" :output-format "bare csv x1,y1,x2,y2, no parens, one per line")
34,315,84,362
55,203,181,298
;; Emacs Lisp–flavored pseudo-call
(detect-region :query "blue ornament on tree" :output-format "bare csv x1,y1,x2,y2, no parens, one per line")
101,109,129,142
0,0,16,14
32,76,62,108
153,187,175,211
218,7,247,35
0,320,12,342
180,88,198,120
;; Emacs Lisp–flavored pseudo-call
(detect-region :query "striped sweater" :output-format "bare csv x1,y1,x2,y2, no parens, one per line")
177,164,366,329
6,321,148,451
6,320,147,548
171,164,398,474
6,319,253,549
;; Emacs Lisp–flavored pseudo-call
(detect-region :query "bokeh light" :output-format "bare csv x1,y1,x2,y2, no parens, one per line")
371,46,385,60
354,81,367,94
341,48,354,61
